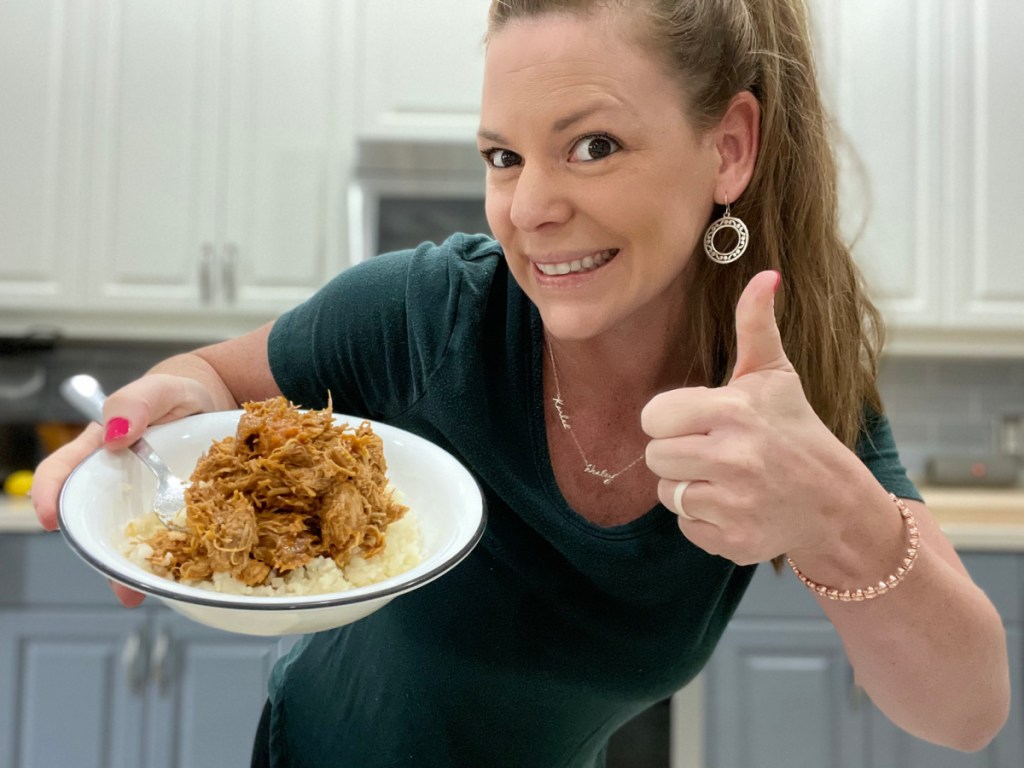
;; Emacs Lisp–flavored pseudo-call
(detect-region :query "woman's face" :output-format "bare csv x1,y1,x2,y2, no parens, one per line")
479,11,721,342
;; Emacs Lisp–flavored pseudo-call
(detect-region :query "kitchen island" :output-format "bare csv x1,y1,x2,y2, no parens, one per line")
4,489,1023,768
0,503,295,768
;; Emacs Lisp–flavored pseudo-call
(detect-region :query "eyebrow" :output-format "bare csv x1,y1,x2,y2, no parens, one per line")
477,103,616,145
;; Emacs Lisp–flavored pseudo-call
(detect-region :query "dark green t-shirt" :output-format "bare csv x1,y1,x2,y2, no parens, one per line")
264,234,919,768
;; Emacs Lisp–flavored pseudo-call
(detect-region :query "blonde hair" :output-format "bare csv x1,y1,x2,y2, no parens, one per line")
487,0,884,449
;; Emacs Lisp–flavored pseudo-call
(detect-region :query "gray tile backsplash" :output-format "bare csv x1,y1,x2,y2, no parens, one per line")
879,357,1024,480
3,337,1022,485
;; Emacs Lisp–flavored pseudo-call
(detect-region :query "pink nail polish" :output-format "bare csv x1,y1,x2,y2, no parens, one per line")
772,271,782,293
105,417,130,442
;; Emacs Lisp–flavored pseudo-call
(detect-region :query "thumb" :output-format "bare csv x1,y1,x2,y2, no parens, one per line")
730,270,790,381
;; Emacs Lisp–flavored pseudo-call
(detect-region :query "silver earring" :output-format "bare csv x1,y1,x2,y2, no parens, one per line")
703,199,749,264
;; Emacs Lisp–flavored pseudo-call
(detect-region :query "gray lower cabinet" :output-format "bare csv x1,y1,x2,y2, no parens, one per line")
0,534,289,768
0,608,148,768
705,619,864,768
703,553,1024,768
143,612,283,768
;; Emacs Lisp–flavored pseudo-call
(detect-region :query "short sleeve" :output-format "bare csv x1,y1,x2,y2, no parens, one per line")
267,234,501,419
855,409,922,502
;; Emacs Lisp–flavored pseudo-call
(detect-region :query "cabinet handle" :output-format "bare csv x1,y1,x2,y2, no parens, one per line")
121,629,147,694
222,243,238,304
150,629,172,695
199,243,215,304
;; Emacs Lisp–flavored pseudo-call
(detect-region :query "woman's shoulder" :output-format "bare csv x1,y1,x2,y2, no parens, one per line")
374,233,507,313
298,233,505,318
378,232,503,273
268,233,509,416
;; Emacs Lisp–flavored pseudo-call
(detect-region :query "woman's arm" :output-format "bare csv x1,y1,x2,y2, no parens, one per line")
643,272,1011,751
789,489,1010,752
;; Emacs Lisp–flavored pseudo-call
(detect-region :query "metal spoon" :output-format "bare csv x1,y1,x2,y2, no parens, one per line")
60,374,187,530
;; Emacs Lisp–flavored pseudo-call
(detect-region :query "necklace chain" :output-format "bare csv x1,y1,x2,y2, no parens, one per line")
546,341,646,485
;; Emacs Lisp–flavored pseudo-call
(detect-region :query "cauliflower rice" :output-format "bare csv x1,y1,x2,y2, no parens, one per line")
123,508,422,597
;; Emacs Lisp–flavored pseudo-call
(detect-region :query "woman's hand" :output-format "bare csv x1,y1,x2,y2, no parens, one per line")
642,270,863,565
32,372,223,606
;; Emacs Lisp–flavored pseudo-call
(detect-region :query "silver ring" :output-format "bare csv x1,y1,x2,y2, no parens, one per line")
672,481,696,521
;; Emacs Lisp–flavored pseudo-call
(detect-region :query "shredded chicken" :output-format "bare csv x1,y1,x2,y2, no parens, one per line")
145,397,408,586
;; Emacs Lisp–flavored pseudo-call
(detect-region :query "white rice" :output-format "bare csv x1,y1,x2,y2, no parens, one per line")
123,509,422,597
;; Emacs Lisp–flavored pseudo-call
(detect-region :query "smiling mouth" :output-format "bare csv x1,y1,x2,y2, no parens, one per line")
535,249,620,276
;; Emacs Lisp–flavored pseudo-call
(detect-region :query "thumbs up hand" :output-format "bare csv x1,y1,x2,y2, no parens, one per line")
641,270,857,566
729,270,792,381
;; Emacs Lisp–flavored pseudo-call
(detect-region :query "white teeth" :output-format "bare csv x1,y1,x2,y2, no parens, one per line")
537,249,617,276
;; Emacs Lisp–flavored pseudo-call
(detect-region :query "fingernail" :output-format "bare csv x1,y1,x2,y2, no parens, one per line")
772,271,782,293
105,417,130,442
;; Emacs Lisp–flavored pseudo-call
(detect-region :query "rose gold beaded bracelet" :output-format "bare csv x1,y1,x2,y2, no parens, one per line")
786,493,921,602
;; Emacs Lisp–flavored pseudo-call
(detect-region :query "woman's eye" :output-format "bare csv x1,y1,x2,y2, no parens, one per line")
483,148,522,168
570,134,620,162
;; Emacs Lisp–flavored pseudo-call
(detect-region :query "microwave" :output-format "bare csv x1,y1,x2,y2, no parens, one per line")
348,140,492,262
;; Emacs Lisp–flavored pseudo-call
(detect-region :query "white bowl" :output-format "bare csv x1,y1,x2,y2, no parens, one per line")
59,410,486,636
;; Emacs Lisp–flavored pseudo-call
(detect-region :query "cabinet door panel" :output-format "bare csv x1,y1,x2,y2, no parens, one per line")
810,0,943,327
704,619,863,768
0,0,86,307
220,0,338,314
87,0,220,310
145,612,281,768
949,0,1024,327
354,0,486,141
0,610,147,768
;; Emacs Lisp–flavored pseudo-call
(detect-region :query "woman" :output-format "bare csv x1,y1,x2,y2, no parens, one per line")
33,0,1009,765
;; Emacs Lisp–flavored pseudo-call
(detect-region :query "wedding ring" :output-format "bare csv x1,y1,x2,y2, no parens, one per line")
672,481,697,521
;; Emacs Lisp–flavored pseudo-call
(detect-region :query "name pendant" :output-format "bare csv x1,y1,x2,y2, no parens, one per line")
552,396,572,430
583,463,616,485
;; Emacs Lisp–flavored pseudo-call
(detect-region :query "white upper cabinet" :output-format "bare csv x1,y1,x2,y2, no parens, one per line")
219,0,340,314
0,0,345,340
811,0,1024,354
352,0,487,142
946,0,1024,332
85,0,220,312
85,0,341,318
1,0,1021,348
0,0,88,310
811,0,943,329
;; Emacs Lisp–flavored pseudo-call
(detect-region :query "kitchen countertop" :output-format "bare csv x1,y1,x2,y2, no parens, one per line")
916,485,1024,550
4,486,1024,548
0,496,44,532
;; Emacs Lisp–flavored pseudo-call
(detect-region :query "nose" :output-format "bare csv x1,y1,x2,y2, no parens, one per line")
507,161,572,232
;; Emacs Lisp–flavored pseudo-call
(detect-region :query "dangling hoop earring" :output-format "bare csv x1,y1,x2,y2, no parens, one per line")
703,197,749,264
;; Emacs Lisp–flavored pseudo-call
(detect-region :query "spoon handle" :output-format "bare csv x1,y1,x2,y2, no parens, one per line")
59,374,106,424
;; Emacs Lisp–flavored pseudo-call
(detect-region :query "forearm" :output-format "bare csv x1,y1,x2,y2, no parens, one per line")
148,322,280,412
145,353,240,413
791,490,1010,751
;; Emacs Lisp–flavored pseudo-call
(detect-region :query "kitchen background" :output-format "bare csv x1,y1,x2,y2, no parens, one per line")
1,1,1022,768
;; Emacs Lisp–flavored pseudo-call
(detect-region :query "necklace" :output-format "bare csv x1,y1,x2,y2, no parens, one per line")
546,341,646,485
